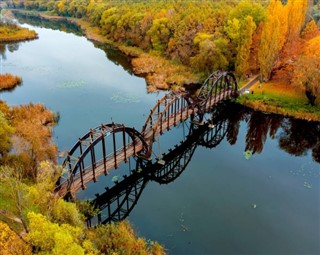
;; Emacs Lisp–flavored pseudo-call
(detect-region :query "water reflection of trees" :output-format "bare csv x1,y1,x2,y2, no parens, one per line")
279,119,320,162
84,103,319,226
0,43,20,59
87,104,232,225
242,108,320,163
13,11,82,36
13,11,136,75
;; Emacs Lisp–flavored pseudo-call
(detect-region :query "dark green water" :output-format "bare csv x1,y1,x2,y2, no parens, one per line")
1,18,319,255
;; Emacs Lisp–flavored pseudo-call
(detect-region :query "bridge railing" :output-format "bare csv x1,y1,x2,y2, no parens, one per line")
57,70,239,196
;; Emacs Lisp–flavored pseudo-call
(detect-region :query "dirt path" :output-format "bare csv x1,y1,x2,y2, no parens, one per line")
238,75,260,94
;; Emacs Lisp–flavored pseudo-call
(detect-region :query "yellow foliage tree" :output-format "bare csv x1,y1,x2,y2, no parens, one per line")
0,221,32,255
258,0,288,81
0,112,14,158
87,221,165,255
287,0,308,43
26,212,97,255
304,35,320,58
235,16,256,77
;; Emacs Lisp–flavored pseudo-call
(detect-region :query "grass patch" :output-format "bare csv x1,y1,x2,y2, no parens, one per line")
131,53,200,91
0,22,37,42
0,73,22,91
238,80,320,121
238,89,320,121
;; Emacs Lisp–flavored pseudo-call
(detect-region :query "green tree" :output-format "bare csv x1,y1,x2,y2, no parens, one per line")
235,16,256,77
191,33,229,75
227,0,266,27
225,15,256,77
0,111,14,158
147,17,172,52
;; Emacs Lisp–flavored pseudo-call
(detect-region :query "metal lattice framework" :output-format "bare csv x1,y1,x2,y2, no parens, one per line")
196,71,238,113
57,71,238,196
141,92,193,142
86,112,230,225
57,123,150,195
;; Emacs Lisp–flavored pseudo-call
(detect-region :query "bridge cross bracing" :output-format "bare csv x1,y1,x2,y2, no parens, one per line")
56,71,238,196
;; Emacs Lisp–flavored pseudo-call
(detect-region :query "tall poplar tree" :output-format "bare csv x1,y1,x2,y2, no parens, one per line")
258,0,288,81
287,0,308,43
235,16,256,77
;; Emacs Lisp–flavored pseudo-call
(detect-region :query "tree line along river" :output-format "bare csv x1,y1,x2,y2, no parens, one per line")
1,16,319,255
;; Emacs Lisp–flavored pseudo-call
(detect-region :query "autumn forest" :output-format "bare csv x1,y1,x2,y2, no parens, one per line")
0,0,320,254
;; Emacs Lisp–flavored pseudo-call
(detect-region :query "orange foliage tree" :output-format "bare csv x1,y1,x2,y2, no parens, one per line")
10,103,58,179
0,73,22,91
292,34,320,105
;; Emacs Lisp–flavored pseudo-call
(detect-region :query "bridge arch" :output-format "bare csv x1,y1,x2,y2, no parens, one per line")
56,71,239,197
141,92,193,143
197,71,238,112
58,123,150,195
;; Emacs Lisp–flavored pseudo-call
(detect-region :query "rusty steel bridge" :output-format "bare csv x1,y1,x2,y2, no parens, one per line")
56,71,238,196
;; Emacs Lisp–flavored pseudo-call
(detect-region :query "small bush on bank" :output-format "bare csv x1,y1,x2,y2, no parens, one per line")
0,73,22,91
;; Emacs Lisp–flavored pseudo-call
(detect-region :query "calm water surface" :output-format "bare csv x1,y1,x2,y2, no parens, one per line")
1,19,319,255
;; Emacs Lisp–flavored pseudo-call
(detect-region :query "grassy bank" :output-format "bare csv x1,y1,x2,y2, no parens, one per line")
0,73,22,91
69,15,202,90
8,10,320,122
0,17,37,42
238,81,320,121
11,9,202,91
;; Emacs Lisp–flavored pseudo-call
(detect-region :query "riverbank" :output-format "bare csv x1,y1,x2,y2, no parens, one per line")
8,9,320,122
10,9,200,92
0,11,37,42
70,16,202,92
238,79,320,122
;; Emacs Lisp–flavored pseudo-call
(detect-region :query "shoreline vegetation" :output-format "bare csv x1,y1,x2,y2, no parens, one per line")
0,16,38,42
0,73,22,91
0,11,166,255
5,0,320,121
0,1,318,253
10,9,201,92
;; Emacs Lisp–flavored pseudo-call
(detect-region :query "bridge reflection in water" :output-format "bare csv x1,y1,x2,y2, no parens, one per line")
56,71,238,196
86,104,233,226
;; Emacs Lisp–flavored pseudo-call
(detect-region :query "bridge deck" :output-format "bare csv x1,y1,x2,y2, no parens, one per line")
58,89,236,196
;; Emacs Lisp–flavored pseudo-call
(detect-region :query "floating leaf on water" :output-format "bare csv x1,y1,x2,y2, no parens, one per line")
112,175,119,183
303,181,312,189
244,150,253,160
57,80,86,89
110,90,141,103
181,224,190,232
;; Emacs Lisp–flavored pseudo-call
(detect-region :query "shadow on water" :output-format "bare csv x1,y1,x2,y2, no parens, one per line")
0,43,23,93
13,11,135,75
243,109,320,163
13,10,82,35
85,103,320,226
0,42,21,58
86,102,235,226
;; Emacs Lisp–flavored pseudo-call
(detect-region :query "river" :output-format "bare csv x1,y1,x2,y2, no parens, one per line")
1,16,319,255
